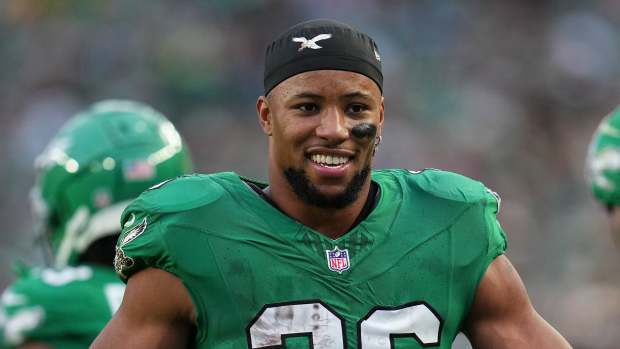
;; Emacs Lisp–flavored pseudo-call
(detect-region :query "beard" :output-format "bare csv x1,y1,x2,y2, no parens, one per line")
283,165,371,209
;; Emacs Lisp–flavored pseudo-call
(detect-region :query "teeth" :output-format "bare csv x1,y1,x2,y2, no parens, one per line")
310,154,349,166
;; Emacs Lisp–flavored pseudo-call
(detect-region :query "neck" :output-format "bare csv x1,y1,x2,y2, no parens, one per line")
265,174,372,239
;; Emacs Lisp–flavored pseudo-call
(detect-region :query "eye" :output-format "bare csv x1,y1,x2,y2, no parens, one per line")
347,103,368,114
295,103,320,114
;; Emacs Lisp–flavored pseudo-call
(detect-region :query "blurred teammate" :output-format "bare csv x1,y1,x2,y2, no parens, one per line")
93,20,570,348
0,100,193,349
586,105,620,249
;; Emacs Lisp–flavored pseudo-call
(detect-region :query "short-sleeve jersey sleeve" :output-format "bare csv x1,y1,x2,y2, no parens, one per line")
114,174,226,282
483,187,507,263
114,200,174,282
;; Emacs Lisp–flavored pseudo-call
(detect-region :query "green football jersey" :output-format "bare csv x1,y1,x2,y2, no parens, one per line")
115,169,506,349
0,265,124,349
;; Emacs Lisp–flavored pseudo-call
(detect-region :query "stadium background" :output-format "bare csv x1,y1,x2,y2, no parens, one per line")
0,1,619,348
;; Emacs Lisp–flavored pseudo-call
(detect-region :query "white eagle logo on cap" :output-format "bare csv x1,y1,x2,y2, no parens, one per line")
292,34,332,51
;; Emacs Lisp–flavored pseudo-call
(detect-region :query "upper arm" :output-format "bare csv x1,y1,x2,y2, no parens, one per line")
463,255,571,349
90,268,195,349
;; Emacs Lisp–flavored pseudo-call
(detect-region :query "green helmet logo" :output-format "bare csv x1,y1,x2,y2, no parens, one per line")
586,105,620,205
31,100,193,267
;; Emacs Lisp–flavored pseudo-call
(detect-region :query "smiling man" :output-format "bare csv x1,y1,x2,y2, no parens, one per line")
92,19,571,349
258,69,382,238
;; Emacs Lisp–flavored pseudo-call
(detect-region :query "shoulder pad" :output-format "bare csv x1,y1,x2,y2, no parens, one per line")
116,173,236,281
125,173,226,217
0,266,95,346
404,168,491,204
5,266,95,304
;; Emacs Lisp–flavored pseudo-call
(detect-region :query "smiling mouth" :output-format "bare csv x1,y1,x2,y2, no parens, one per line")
307,153,353,167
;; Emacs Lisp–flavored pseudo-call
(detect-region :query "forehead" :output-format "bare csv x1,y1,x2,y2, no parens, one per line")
270,70,381,99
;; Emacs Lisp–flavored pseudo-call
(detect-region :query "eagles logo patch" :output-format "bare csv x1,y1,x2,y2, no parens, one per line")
121,217,147,246
114,247,135,279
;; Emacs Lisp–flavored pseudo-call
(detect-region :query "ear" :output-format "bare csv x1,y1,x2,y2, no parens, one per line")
256,96,272,136
377,96,385,136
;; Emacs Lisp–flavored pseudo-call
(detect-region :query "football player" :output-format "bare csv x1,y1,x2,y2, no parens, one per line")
93,20,571,348
0,100,193,349
586,105,620,249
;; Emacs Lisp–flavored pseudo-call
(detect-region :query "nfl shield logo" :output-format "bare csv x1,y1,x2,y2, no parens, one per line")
326,246,350,273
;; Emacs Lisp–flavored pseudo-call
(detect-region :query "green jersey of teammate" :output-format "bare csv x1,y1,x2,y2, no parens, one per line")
0,265,124,349
115,169,506,349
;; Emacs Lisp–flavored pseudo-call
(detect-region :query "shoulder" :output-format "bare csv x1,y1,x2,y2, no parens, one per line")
0,265,116,347
2,265,120,309
4,266,95,305
124,172,235,216
116,172,242,281
117,172,235,248
375,168,500,210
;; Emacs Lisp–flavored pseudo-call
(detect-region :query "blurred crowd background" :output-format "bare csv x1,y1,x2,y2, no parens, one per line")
0,0,619,347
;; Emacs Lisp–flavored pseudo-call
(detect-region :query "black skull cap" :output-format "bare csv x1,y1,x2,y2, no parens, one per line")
263,19,383,95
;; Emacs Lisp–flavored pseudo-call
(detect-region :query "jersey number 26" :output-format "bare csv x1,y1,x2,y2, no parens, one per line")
247,299,443,348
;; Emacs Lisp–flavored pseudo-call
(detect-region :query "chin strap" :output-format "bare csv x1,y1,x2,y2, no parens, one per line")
54,207,90,268
54,200,133,268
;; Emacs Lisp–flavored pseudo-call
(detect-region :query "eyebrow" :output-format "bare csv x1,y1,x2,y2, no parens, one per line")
341,92,373,100
291,92,325,100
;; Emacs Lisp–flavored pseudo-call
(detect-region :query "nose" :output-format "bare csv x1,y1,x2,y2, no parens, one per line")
315,107,349,143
